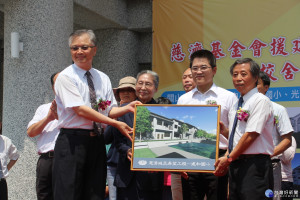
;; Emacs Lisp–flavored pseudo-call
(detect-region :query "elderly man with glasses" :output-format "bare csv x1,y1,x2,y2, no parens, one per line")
53,29,140,200
214,58,275,200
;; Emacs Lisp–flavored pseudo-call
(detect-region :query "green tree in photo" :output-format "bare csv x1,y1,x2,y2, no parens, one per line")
135,106,153,141
178,123,189,139
207,133,216,140
195,129,212,139
195,129,204,138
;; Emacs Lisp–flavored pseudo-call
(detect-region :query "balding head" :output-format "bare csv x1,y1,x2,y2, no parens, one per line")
182,68,196,92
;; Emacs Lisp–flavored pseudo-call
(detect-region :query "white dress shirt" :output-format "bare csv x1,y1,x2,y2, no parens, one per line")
271,101,294,148
177,83,238,149
27,103,59,153
229,88,274,155
55,64,117,129
0,135,20,178
281,136,296,182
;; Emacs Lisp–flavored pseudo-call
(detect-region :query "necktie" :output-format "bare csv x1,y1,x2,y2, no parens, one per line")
85,71,103,135
228,96,244,153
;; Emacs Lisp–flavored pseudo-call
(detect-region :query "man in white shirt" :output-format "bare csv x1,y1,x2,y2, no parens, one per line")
281,136,296,199
0,122,20,200
177,50,237,200
257,71,293,199
215,58,275,200
53,29,139,200
27,72,60,200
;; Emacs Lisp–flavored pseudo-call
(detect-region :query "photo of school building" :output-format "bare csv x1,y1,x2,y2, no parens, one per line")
149,111,198,140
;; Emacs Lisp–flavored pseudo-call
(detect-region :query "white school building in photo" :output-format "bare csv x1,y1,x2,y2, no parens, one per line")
149,112,198,140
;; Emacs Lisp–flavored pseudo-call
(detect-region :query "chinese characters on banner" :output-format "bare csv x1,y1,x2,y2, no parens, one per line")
227,87,300,102
170,37,300,81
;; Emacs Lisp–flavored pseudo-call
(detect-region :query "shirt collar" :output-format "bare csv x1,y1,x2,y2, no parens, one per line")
242,87,258,102
191,83,217,96
72,64,93,78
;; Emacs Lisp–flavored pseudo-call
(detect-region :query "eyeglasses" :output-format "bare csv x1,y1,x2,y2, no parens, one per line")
191,66,212,72
136,82,154,88
70,46,95,51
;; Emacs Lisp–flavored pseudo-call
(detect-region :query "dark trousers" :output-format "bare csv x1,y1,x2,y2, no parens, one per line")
181,176,190,200
187,149,228,200
229,154,273,200
117,171,164,200
0,178,8,200
36,154,54,200
281,181,294,200
117,176,163,200
53,129,107,200
162,185,172,200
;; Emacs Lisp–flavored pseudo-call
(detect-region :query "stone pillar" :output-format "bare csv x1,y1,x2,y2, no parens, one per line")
94,29,140,88
2,0,73,199
0,39,3,121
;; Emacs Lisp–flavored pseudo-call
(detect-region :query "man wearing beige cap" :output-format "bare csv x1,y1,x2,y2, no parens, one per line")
105,76,137,200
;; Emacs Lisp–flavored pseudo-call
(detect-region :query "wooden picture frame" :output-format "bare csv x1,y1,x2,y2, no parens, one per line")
131,104,221,173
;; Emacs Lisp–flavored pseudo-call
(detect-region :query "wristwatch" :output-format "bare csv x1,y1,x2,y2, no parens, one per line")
227,155,233,163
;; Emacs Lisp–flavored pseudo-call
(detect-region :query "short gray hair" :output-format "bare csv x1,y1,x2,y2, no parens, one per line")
230,58,260,85
136,70,159,89
68,29,96,47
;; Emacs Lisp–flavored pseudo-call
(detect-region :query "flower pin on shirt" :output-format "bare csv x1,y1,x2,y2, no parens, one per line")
206,100,217,105
274,115,279,125
95,98,111,111
237,107,250,122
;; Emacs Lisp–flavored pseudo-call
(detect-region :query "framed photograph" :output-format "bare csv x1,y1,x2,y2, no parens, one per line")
131,104,221,173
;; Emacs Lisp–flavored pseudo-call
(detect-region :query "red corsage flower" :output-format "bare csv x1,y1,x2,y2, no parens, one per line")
237,107,250,122
95,98,111,111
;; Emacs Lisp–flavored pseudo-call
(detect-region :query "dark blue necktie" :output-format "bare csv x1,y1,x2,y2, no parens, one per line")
228,96,244,153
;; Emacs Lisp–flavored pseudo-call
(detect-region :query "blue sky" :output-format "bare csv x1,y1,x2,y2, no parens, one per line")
143,105,219,134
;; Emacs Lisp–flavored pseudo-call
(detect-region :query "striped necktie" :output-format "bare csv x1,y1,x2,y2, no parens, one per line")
85,71,103,135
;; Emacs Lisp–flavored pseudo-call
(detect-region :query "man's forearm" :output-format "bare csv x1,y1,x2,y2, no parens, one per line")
109,101,140,118
228,132,259,160
73,105,119,127
7,159,18,171
27,117,53,137
109,106,129,119
272,133,292,157
73,105,133,142
219,121,229,139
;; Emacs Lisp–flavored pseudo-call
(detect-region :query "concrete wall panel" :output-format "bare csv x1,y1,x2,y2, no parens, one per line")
3,0,73,199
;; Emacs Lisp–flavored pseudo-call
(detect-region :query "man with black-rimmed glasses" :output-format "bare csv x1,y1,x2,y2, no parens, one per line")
177,50,237,200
